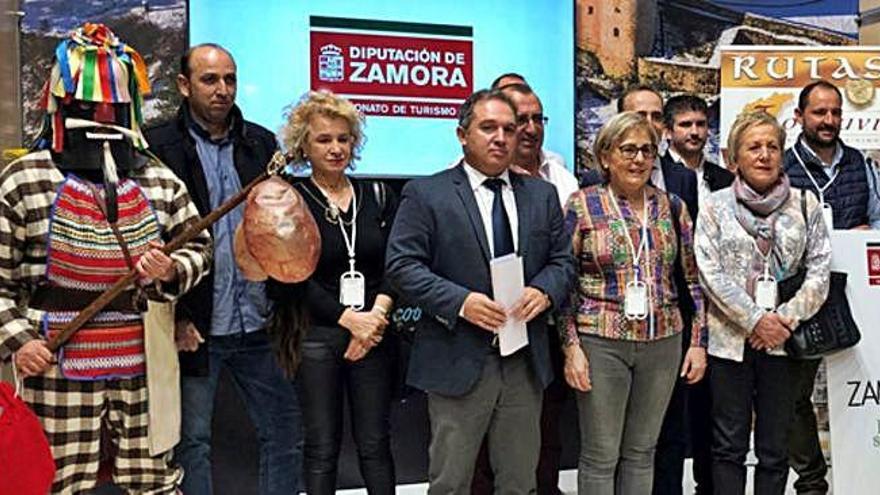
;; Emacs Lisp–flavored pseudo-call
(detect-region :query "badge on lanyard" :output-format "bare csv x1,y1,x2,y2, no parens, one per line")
624,280,649,320
821,202,834,230
322,179,365,310
609,189,652,322
340,270,366,310
753,241,778,312
755,273,778,311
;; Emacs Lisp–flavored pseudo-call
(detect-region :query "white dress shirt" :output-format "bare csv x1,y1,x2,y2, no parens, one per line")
537,150,579,208
452,149,578,208
650,157,667,191
462,162,519,257
667,146,709,203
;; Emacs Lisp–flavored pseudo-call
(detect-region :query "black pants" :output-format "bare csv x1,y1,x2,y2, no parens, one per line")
653,370,714,495
298,325,396,494
787,358,828,495
710,348,796,495
471,325,568,495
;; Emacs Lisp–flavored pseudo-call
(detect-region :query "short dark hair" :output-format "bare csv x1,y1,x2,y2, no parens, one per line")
500,83,543,110
491,72,526,89
798,80,842,111
663,94,708,127
616,84,662,113
500,82,533,96
458,89,517,130
180,43,235,78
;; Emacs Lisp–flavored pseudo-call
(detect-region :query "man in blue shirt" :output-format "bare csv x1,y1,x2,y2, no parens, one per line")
146,44,302,495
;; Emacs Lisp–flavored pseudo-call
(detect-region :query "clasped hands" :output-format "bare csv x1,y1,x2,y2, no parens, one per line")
461,287,550,333
339,307,389,362
749,312,795,352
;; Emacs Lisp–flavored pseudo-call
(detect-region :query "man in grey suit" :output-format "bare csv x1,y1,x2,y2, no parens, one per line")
386,89,574,494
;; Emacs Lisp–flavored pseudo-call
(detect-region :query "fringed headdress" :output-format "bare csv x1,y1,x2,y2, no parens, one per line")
39,23,151,152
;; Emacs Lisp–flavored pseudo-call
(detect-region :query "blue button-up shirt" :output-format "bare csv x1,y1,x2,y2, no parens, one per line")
190,125,270,336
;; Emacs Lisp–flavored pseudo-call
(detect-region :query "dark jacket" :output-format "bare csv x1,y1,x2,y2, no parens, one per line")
702,159,736,193
385,165,575,396
660,151,734,204
144,103,279,376
784,137,870,230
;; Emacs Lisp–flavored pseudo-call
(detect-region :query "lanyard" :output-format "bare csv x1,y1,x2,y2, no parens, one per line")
792,145,840,204
608,188,649,278
749,236,775,278
608,188,656,335
313,179,359,271
337,184,358,272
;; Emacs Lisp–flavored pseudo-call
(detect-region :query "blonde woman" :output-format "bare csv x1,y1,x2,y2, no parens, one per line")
282,91,397,494
694,112,831,495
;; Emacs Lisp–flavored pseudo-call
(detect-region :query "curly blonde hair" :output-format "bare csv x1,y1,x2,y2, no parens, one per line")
280,90,365,166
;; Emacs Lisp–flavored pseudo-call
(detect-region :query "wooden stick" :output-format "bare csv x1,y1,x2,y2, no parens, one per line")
47,151,289,352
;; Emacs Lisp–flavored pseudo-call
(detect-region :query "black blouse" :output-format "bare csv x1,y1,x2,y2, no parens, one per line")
295,177,397,327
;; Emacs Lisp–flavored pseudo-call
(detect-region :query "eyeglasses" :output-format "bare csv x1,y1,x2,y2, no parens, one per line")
617,144,657,160
516,113,549,127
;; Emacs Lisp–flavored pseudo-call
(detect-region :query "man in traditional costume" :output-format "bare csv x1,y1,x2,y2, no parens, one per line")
0,23,211,494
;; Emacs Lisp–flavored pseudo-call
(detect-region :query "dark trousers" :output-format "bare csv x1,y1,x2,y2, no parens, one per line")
710,348,796,495
653,364,713,495
470,326,568,495
297,326,396,495
689,376,714,493
787,359,828,495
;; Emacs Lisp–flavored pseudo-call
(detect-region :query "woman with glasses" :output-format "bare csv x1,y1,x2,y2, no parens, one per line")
561,111,708,494
694,112,830,495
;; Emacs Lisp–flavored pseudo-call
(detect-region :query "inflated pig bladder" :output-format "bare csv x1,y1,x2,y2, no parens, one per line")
236,176,321,283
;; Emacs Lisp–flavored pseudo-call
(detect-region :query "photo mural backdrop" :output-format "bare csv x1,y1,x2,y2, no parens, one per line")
20,0,186,145
574,0,858,171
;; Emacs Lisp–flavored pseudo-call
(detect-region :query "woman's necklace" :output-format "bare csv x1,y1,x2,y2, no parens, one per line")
300,176,356,225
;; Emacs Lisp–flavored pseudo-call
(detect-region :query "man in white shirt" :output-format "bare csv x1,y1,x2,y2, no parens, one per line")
656,94,733,495
386,89,574,494
501,83,579,208
468,83,579,495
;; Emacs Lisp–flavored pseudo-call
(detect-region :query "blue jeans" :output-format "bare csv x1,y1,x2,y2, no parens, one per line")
175,330,303,495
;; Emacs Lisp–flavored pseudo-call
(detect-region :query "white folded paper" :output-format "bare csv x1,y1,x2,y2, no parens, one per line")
490,253,529,356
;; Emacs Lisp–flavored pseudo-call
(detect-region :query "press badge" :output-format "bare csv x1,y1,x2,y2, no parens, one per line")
821,203,834,231
754,275,778,311
340,271,365,310
624,280,649,320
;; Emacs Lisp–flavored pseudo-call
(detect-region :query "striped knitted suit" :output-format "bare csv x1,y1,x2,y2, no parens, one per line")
0,150,212,494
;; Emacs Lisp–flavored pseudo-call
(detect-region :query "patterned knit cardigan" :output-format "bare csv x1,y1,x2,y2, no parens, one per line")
0,150,213,361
